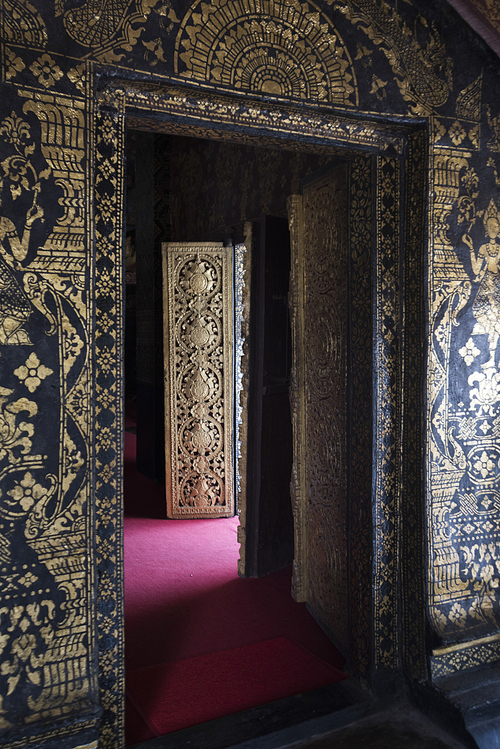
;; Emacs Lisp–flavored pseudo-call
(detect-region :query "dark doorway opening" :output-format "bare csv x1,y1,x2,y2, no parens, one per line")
124,129,344,574
122,130,348,744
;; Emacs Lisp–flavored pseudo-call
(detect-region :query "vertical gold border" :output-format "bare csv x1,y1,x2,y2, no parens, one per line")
372,156,401,673
94,90,126,749
287,193,308,603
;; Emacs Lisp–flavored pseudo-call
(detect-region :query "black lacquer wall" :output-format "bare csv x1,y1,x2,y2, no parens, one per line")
1,0,500,747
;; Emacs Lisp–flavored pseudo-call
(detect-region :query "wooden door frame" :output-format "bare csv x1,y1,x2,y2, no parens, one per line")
93,76,427,745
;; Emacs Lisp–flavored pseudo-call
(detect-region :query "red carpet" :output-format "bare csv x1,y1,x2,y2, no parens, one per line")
124,401,346,744
127,637,343,737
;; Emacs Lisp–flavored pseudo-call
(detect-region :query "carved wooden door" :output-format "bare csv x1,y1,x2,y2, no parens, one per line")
288,165,349,652
161,242,236,519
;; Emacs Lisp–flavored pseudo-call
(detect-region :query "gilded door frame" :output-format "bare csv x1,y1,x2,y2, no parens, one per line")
93,77,426,746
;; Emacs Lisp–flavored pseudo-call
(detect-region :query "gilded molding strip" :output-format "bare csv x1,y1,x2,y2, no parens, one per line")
347,154,374,685
373,155,401,672
115,82,406,155
433,630,500,656
287,193,307,602
237,224,253,576
94,91,126,749
431,639,500,679
234,243,245,505
162,242,234,519
401,128,428,682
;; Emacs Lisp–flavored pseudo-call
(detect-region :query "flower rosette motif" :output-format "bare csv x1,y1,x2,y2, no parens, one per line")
7,471,42,511
67,63,86,94
177,257,220,299
467,445,500,486
448,121,466,147
448,602,467,626
14,353,53,393
459,337,480,366
3,471,56,525
474,451,496,480
29,54,63,89
4,48,25,82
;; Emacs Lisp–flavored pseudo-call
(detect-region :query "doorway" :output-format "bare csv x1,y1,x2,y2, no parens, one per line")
122,131,349,743
126,130,345,571
93,82,427,746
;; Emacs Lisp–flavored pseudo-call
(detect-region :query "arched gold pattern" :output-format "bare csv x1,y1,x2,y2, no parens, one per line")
175,0,358,105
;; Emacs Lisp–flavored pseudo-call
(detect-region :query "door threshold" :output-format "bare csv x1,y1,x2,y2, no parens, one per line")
128,680,371,749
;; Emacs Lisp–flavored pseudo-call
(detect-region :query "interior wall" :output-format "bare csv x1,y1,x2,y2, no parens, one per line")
169,136,338,241
1,1,500,747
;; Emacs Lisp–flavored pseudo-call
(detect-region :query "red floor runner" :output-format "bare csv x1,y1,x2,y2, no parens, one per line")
124,416,346,745
127,637,343,737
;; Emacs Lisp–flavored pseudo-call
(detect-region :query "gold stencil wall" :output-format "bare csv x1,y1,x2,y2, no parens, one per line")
1,0,500,746
0,77,101,748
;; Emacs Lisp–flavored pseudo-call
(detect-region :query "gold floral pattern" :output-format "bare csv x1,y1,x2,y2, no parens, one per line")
4,47,25,82
67,63,86,94
6,472,49,513
14,354,53,393
29,54,63,89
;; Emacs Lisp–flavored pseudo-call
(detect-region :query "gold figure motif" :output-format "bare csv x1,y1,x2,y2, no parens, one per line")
464,199,500,369
331,0,453,115
0,83,96,740
162,244,234,518
0,111,51,345
58,0,180,64
175,0,358,104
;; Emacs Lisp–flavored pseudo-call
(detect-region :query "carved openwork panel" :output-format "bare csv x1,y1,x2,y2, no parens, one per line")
288,165,349,651
162,243,234,518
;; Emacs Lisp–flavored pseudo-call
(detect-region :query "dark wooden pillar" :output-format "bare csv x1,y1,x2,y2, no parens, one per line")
134,132,170,484
246,215,294,576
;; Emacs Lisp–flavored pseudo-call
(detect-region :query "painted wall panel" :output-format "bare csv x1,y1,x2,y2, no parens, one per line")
0,0,500,745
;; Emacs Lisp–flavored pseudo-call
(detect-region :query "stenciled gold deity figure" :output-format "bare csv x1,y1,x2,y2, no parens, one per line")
464,199,500,370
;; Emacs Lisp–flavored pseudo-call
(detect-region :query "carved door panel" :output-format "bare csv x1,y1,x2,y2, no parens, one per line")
288,165,349,652
162,242,237,519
